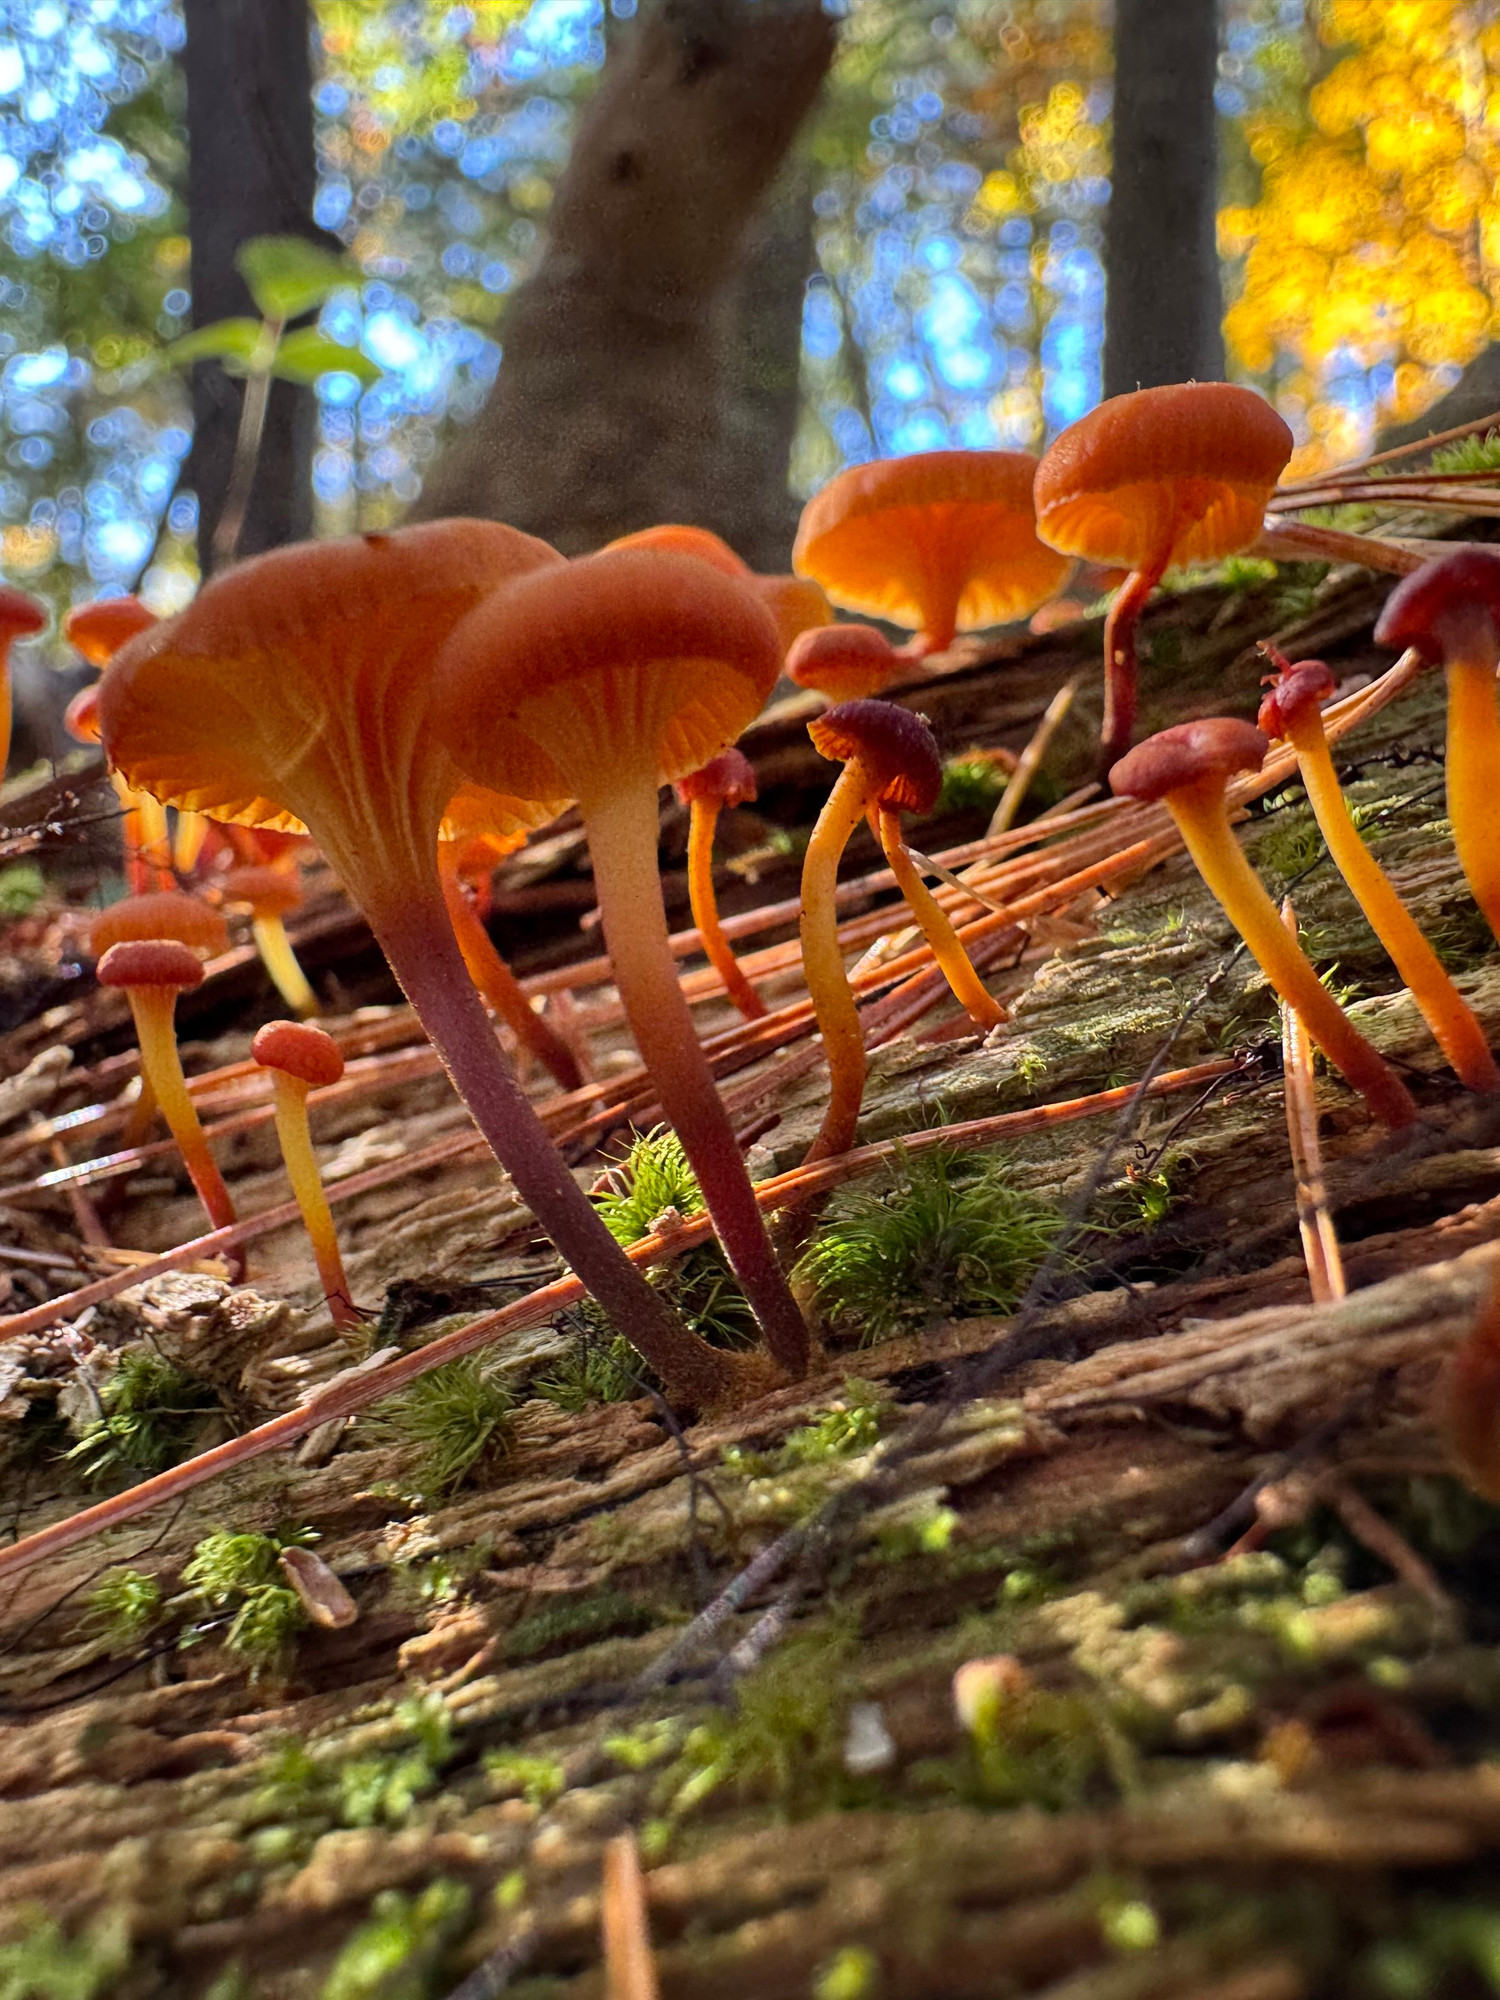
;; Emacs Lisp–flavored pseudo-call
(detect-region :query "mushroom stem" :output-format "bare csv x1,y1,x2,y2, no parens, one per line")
368,880,740,1405
1284,710,1498,1092
686,797,767,1021
579,778,809,1378
124,987,239,1235
174,810,211,876
268,1070,359,1328
1166,779,1418,1129
877,806,1006,1030
1101,550,1168,771
799,761,875,1162
1445,649,1500,942
439,857,585,1092
113,776,172,895
252,912,319,1020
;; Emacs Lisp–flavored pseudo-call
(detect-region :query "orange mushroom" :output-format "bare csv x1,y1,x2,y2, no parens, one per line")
756,574,833,657
439,789,586,1092
432,546,808,1378
1257,650,1497,1094
674,748,767,1023
606,523,832,661
0,584,46,779
786,623,905,702
217,864,319,1019
1034,382,1294,772
63,595,157,667
64,595,172,891
90,891,229,1156
1110,719,1417,1130
801,700,1002,1162
792,450,1069,658
94,939,237,1238
252,1020,358,1327
98,521,737,1408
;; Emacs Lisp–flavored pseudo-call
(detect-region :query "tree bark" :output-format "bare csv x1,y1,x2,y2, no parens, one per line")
410,0,836,557
1103,0,1225,398
180,0,321,570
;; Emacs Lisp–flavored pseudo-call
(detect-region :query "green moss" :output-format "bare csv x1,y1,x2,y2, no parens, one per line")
65,1349,221,1484
368,1354,514,1502
318,1880,471,2000
664,1628,854,1821
796,1146,1063,1341
84,1567,163,1647
482,1750,566,1808
531,1327,643,1411
180,1526,314,1673
1429,428,1500,474
592,1125,704,1242
814,1946,881,2000
724,1380,888,1482
504,1588,660,1661
934,751,1007,818
0,1910,130,2000
0,864,46,921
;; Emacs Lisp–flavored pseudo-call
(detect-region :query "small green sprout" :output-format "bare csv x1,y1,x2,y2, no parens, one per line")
1430,428,1500,474
796,1147,1062,1342
318,1880,472,2000
181,1526,315,1672
368,1354,514,1502
66,1349,221,1483
592,1124,705,1242
935,751,1008,817
85,1567,163,1646
483,1750,566,1808
814,1945,880,2000
0,863,45,921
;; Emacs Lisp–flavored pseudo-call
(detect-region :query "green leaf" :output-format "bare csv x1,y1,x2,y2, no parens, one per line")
164,317,266,373
270,329,382,388
236,234,351,321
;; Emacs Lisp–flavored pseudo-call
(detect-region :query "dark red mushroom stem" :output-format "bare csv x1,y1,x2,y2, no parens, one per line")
675,749,767,1022
1100,550,1168,773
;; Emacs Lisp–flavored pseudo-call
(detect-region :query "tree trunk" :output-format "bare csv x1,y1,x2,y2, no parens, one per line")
180,0,320,571
1103,0,1225,398
410,0,836,557
1377,343,1500,452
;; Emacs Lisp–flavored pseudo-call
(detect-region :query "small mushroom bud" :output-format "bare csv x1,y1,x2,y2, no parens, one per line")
674,747,767,1021
252,1020,358,1328
219,864,318,1019
786,623,906,702
278,1544,358,1628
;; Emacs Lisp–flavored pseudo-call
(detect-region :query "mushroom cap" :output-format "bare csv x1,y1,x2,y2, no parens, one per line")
1257,659,1337,739
1109,717,1269,802
755,574,833,655
64,683,101,745
0,585,46,644
674,746,759,809
63,596,156,667
808,698,943,814
792,450,1069,639
91,891,229,958
604,524,750,576
786,622,904,701
432,548,783,806
98,522,566,902
253,1018,344,1088
439,781,562,855
1034,383,1293,569
96,937,205,991
1373,547,1500,659
219,864,304,918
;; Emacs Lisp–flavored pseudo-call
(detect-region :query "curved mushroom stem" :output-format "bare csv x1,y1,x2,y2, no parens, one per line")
268,1070,360,1327
1100,550,1168,774
173,809,211,876
369,882,742,1406
1284,710,1498,1092
439,855,584,1092
579,779,809,1379
252,913,319,1020
800,762,875,1163
124,987,241,1243
113,775,173,895
877,806,1006,1030
1445,651,1500,943
1166,778,1418,1130
686,797,767,1022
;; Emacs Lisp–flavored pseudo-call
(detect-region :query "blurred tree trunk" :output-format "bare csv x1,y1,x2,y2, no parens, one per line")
410,0,836,559
1104,0,1225,397
1377,346,1500,452
181,0,320,571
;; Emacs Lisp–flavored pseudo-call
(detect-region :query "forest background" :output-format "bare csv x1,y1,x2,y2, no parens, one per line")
0,0,1494,730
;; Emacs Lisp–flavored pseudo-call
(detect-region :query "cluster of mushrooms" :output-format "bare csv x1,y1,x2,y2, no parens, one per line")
2,378,1499,1413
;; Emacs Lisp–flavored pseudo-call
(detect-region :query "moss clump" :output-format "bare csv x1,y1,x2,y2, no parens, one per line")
482,1750,566,1807
1429,428,1500,474
318,1880,471,2000
0,1910,131,1999
934,751,1008,818
66,1348,221,1483
504,1588,660,1661
797,1147,1062,1341
368,1354,514,1502
665,1629,854,1821
85,1567,163,1647
180,1527,313,1673
0,863,46,921
724,1380,887,1481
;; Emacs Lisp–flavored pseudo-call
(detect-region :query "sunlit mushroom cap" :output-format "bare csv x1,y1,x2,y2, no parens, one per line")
1109,717,1268,802
65,683,101,745
604,523,750,575
674,746,758,809
809,698,943,814
98,523,566,884
91,891,229,958
219,864,303,919
755,574,833,655
1373,548,1500,659
792,450,1069,639
439,780,562,854
1034,383,1293,570
786,622,904,701
1257,659,1336,738
96,938,205,991
0,585,46,643
252,1018,344,1089
63,596,156,667
432,548,783,804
